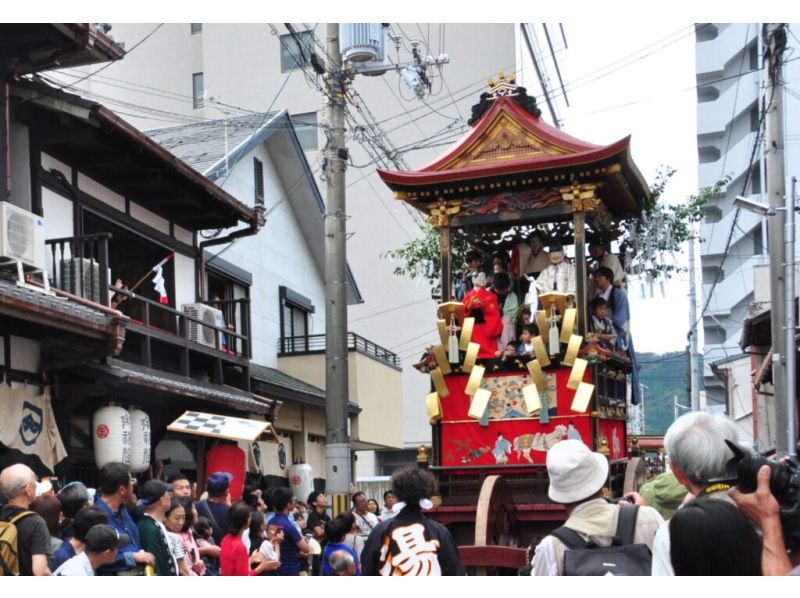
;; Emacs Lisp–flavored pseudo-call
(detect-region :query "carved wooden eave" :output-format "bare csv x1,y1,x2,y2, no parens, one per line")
378,94,650,226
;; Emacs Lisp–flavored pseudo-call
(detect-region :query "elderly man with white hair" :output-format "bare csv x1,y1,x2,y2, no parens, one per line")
531,440,663,576
0,463,52,575
636,411,744,575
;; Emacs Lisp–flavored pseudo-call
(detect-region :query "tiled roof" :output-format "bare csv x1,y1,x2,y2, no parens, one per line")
94,360,276,416
249,363,360,414
0,278,115,331
146,113,281,177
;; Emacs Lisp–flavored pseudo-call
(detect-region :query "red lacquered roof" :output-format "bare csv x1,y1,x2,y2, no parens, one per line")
377,96,633,189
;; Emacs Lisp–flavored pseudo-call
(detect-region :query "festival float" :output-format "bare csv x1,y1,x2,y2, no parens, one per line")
377,73,652,573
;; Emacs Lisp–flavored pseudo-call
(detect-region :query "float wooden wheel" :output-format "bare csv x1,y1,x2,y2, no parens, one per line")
623,456,648,495
459,475,528,574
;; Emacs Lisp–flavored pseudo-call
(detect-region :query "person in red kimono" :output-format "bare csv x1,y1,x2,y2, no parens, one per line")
462,272,504,358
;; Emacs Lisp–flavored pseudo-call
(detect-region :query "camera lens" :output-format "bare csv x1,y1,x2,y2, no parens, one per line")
737,456,791,496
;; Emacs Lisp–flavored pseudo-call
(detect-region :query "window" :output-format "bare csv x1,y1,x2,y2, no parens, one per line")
279,286,315,352
254,157,264,205
191,23,202,34
280,31,314,72
192,72,204,109
291,112,318,151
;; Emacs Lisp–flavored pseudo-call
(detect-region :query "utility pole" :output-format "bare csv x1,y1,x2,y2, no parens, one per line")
323,23,352,495
688,232,701,411
787,175,797,458
764,23,790,457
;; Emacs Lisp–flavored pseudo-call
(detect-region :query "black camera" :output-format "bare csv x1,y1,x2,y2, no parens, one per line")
725,440,800,549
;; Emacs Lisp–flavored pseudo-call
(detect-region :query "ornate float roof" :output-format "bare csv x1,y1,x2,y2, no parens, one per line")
377,74,650,225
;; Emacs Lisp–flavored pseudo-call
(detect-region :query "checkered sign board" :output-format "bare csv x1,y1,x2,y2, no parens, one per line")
167,411,271,443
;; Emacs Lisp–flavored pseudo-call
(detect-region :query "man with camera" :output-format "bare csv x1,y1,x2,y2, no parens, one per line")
629,412,741,575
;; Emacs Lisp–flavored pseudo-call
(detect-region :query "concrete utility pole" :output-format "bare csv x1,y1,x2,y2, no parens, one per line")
688,233,701,411
764,23,791,457
323,23,352,495
786,175,797,458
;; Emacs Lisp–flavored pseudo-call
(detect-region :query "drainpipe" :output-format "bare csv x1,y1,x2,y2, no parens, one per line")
2,60,10,199
198,206,265,302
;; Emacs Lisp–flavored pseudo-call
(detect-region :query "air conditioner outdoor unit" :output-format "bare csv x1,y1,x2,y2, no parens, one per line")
0,202,46,270
183,303,225,348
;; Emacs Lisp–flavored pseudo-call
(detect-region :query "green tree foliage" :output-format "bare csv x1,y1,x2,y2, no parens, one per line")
381,225,471,287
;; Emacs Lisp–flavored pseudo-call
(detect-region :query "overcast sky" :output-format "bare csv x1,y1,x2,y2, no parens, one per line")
557,22,698,354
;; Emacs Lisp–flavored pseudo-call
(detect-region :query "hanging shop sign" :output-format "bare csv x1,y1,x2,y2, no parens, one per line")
167,410,279,443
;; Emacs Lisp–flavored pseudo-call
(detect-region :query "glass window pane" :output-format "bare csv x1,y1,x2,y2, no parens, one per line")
280,31,313,73
291,112,318,151
192,72,204,109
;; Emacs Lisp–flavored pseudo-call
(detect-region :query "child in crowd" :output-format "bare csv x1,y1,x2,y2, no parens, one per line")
589,296,617,350
193,517,220,576
517,325,535,356
502,340,519,361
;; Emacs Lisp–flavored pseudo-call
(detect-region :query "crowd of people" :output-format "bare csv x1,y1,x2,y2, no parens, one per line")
452,234,632,365
1,411,799,576
0,460,449,577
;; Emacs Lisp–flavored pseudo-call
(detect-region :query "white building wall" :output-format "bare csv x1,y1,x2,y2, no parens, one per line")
207,143,327,368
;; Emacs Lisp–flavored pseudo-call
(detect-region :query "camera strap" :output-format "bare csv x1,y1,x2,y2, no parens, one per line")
698,482,733,497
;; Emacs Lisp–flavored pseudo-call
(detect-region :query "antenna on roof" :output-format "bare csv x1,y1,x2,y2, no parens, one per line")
207,94,229,177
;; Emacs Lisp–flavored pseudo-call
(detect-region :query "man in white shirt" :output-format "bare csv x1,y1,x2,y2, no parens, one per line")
351,492,379,536
55,524,130,576
379,491,397,521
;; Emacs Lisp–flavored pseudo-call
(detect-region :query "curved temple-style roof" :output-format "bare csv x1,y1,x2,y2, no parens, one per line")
378,83,650,223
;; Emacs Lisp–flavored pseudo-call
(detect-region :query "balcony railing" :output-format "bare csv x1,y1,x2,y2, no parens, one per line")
109,287,251,359
46,233,112,306
279,333,401,369
45,234,251,360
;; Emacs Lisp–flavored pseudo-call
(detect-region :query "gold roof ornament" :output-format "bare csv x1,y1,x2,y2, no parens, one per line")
598,436,611,456
539,292,568,316
439,302,465,325
417,445,430,464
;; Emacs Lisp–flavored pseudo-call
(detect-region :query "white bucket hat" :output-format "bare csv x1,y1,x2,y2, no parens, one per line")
546,439,609,503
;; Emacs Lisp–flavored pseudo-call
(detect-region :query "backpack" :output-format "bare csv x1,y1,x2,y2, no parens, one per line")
550,505,652,576
0,510,35,576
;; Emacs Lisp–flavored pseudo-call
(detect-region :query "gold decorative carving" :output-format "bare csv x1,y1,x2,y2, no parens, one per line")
465,365,486,397
430,368,449,398
426,392,443,424
560,182,601,213
598,436,610,456
462,342,480,373
432,345,451,375
427,199,462,227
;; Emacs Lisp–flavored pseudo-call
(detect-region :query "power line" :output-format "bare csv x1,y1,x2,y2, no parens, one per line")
54,24,165,91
